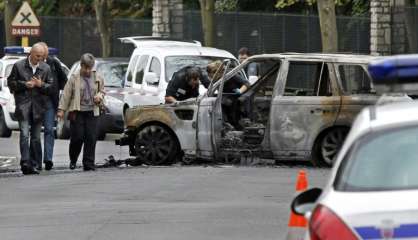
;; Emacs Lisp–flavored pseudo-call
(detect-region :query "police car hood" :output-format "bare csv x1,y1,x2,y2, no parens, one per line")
320,189,418,239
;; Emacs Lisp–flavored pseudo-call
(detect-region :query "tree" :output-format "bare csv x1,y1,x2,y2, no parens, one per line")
317,0,338,52
199,0,215,47
4,0,18,45
94,0,112,57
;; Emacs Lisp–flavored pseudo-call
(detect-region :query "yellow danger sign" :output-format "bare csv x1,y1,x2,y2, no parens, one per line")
11,1,40,37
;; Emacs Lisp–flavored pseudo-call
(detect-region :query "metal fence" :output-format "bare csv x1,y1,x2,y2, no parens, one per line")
0,16,152,66
0,12,371,67
182,11,371,56
399,7,418,54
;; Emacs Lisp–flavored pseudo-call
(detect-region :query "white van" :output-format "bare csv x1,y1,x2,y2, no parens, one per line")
119,36,238,116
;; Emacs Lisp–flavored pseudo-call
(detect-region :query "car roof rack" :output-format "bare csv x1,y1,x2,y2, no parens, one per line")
118,36,202,48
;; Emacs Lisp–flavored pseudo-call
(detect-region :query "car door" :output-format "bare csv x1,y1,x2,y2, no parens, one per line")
0,61,6,103
269,59,341,159
140,56,164,104
123,54,151,107
208,61,247,159
123,54,139,88
334,63,379,126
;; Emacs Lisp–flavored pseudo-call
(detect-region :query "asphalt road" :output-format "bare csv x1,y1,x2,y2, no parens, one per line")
0,133,331,240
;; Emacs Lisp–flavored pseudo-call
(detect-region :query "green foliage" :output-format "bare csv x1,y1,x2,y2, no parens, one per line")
275,0,369,16
276,0,352,9
215,0,238,12
32,0,57,15
351,0,369,16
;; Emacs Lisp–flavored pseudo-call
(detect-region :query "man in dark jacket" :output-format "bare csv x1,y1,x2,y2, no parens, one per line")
165,66,210,104
7,43,53,175
39,42,68,171
238,47,259,79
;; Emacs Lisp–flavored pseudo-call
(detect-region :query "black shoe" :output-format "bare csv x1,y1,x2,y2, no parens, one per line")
69,162,76,170
45,161,53,171
83,166,95,171
22,167,39,175
36,166,42,171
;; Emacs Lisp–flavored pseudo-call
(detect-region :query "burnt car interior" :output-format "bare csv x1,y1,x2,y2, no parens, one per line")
218,59,281,148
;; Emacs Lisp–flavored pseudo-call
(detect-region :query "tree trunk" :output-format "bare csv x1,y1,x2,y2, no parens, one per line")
199,0,215,47
94,0,112,57
4,0,17,46
317,0,338,53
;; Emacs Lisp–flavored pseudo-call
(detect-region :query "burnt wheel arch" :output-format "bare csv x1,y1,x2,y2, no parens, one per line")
312,126,350,167
134,122,181,165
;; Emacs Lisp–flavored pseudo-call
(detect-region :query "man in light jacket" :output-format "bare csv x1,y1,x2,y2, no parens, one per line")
57,53,104,171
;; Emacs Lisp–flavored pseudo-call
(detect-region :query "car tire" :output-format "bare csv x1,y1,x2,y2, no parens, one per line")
134,125,178,165
56,118,70,139
312,127,349,167
0,108,12,138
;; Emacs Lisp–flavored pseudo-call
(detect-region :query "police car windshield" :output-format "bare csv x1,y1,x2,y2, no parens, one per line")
165,56,232,82
334,125,418,192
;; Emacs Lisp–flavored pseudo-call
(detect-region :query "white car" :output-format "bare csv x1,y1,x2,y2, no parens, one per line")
0,46,69,138
291,55,418,239
119,36,238,116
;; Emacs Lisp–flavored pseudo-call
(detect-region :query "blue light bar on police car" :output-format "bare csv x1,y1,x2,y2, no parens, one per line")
368,54,418,83
4,46,31,54
4,46,59,56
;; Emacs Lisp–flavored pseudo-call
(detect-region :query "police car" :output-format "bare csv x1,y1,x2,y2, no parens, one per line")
291,54,418,239
0,46,69,137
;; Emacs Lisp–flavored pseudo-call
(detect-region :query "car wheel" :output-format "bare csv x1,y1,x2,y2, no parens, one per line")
134,125,178,165
313,128,349,167
56,118,70,139
0,108,12,138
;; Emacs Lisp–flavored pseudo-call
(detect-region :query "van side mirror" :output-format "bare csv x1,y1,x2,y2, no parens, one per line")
291,188,322,216
144,72,159,85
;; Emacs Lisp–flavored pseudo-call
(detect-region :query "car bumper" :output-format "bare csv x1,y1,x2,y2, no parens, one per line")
3,110,19,130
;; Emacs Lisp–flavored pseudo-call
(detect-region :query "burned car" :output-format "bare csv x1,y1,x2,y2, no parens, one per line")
117,53,411,166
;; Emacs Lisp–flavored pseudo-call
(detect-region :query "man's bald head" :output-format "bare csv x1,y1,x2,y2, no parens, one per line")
37,42,49,59
29,43,45,65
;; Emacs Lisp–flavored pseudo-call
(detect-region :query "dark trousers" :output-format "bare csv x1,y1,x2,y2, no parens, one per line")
43,100,55,163
19,114,42,169
69,111,98,169
222,96,241,129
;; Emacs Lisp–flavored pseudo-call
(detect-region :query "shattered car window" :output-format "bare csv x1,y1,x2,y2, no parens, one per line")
96,62,128,88
165,56,235,82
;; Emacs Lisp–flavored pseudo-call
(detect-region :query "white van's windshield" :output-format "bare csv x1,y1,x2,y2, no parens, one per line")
165,56,235,82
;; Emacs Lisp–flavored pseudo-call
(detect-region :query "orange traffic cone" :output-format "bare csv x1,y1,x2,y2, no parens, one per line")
286,170,308,240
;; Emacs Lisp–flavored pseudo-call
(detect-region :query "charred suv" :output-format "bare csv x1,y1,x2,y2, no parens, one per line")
117,53,411,167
